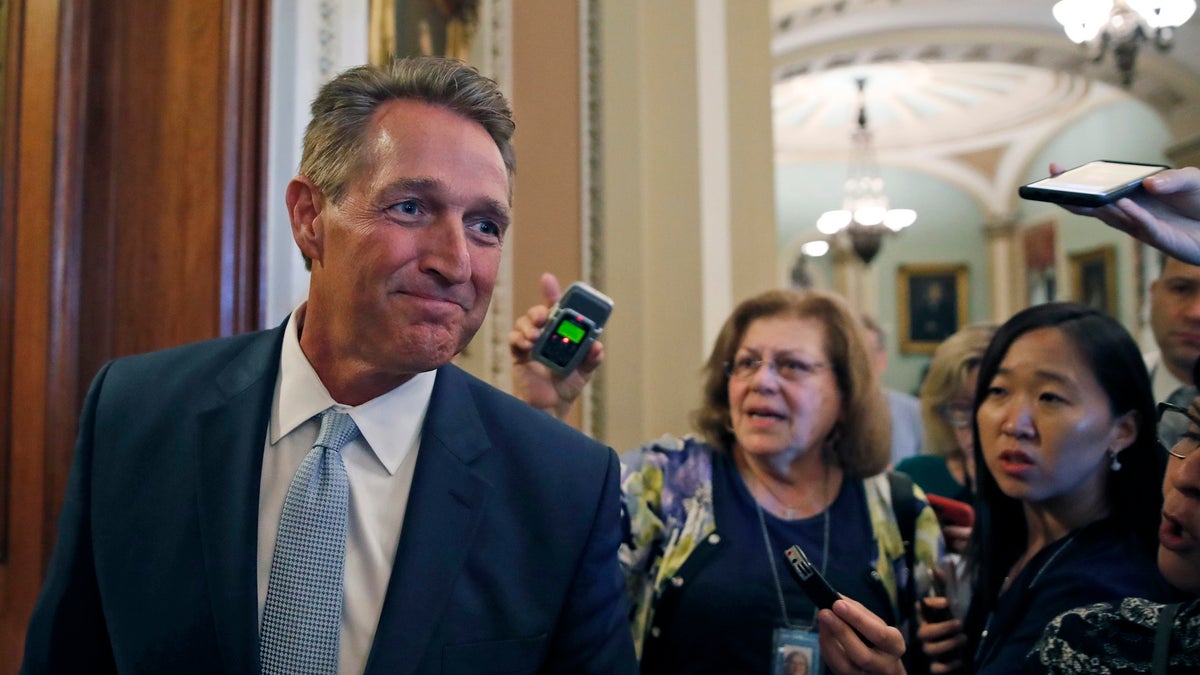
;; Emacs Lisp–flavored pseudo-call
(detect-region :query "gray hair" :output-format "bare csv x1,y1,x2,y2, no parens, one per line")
299,57,516,205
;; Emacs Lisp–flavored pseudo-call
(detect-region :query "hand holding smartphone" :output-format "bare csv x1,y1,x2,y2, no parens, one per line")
916,565,965,670
1019,160,1169,208
919,570,953,624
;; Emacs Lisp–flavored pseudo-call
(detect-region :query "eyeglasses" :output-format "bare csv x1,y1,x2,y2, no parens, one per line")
938,403,973,430
1156,402,1200,460
725,355,830,382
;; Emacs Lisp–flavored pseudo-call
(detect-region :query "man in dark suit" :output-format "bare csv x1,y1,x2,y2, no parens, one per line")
22,57,637,674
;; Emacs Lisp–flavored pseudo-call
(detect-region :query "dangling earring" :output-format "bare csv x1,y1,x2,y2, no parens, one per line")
1109,450,1123,472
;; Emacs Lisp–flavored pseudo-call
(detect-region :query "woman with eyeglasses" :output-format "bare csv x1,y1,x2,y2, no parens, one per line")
918,303,1179,674
510,280,940,675
897,324,997,552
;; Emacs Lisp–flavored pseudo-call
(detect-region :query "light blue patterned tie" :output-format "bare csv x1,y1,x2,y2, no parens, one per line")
260,409,359,674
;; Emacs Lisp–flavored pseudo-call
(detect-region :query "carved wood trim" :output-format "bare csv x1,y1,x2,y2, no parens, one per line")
0,0,22,565
222,0,267,334
44,0,89,568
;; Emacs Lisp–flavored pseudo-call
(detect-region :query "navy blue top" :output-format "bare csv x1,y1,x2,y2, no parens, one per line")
648,451,886,674
969,517,1181,674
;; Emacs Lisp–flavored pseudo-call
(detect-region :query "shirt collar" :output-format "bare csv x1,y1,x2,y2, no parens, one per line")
1149,351,1186,403
270,305,437,475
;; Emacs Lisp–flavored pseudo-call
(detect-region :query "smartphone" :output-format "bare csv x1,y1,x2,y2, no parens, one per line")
926,494,974,529
532,281,614,376
918,569,962,664
919,570,954,624
1018,160,1168,208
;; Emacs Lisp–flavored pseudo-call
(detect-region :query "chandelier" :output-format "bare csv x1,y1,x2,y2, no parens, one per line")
814,78,915,265
1052,0,1196,86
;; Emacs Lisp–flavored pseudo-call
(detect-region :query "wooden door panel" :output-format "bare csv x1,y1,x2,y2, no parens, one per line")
0,0,267,671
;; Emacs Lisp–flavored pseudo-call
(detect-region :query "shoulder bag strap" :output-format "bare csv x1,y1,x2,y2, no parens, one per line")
1152,601,1181,675
886,471,919,572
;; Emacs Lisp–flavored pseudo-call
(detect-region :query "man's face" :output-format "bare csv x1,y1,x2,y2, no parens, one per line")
1150,258,1200,383
299,99,510,384
1159,397,1200,594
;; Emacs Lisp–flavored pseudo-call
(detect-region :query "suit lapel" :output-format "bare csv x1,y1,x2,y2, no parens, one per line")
193,326,286,675
365,366,492,675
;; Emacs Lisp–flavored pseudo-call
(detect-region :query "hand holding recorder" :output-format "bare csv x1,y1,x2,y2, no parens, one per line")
1025,162,1200,266
509,273,611,420
784,546,906,674
817,599,907,675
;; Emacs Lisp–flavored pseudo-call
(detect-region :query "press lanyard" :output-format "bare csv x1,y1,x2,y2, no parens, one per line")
756,497,830,628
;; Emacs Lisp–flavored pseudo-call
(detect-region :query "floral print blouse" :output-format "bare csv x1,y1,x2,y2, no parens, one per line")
618,435,942,655
1034,597,1200,673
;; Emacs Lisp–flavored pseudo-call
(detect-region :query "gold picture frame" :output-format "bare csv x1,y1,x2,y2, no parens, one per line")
898,263,969,355
369,0,481,65
1069,245,1117,316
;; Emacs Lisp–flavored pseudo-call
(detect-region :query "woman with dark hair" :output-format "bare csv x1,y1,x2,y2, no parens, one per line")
1029,354,1200,672
921,302,1178,673
1020,162,1200,673
510,279,938,674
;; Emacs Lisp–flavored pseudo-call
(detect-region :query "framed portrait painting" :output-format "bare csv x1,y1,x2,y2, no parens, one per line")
369,0,481,64
1022,220,1057,306
1069,245,1117,316
898,263,969,355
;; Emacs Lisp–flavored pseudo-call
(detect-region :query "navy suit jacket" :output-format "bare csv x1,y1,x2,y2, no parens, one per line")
22,324,637,674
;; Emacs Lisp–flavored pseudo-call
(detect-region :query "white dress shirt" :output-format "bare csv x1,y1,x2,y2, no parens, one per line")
258,306,435,674
1145,350,1187,403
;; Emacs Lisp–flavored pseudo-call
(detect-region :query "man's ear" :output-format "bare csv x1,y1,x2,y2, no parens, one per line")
286,176,326,267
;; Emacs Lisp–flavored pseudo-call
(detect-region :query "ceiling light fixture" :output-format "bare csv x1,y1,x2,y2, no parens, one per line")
813,78,915,265
1053,0,1196,86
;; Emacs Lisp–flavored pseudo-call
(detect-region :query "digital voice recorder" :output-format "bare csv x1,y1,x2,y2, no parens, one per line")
531,281,614,376
784,545,874,647
783,545,840,610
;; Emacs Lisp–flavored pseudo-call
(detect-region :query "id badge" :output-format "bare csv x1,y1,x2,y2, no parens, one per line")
772,626,820,675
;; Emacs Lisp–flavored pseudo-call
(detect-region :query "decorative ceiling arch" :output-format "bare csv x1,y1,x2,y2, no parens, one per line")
770,1,1200,220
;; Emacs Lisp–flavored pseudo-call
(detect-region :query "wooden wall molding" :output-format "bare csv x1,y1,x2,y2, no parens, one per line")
0,0,22,567
3,0,62,667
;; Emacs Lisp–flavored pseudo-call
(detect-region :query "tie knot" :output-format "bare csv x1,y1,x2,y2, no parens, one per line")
313,410,360,454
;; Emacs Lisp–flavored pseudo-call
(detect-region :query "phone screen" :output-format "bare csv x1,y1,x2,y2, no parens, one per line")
1028,161,1163,195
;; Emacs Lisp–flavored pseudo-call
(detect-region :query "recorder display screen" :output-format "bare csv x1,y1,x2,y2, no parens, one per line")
555,318,586,344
